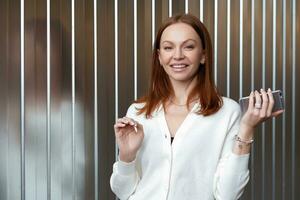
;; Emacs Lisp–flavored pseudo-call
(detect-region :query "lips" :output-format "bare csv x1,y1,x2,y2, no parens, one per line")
170,64,188,68
169,63,189,71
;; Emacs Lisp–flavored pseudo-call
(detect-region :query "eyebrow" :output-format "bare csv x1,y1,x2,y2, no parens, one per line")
161,39,197,45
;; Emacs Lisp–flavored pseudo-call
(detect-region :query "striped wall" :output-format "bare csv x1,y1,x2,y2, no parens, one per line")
0,0,299,199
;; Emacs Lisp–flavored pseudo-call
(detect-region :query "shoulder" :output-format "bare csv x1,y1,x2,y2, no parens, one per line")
221,97,240,110
219,97,241,116
126,102,146,118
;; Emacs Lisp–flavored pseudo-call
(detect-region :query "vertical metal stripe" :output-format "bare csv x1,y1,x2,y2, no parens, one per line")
46,0,51,199
200,0,203,22
281,0,286,198
20,0,25,199
214,0,218,85
239,0,243,98
272,0,277,199
251,0,255,91
134,0,137,100
152,0,155,46
251,0,255,199
272,1,276,89
262,0,266,199
226,0,230,97
282,1,286,199
291,0,296,199
71,0,75,199
262,1,266,88
114,0,119,163
93,0,98,199
185,0,188,13
5,1,9,197
169,0,172,17
261,82,266,195
5,1,9,196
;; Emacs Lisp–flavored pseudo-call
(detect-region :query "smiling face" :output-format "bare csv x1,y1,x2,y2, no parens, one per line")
158,22,205,84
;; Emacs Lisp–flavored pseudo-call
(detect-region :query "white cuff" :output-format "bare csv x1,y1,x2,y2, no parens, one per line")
225,152,250,172
117,159,137,175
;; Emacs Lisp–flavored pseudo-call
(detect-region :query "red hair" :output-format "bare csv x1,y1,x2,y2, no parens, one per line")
135,13,223,118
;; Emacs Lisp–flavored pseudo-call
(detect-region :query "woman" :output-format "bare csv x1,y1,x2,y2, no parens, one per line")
110,14,283,200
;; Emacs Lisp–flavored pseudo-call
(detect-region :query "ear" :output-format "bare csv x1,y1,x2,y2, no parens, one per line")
200,56,205,64
200,56,205,65
200,58,205,64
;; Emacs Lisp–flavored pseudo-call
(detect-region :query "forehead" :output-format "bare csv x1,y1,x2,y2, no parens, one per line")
160,22,200,43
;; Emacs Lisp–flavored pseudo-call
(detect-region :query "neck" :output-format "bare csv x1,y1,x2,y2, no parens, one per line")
169,76,198,105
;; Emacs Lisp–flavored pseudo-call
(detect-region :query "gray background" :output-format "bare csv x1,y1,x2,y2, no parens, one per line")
0,0,299,199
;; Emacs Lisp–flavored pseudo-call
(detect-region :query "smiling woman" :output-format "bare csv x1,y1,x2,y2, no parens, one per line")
158,23,205,84
137,14,222,118
110,14,283,200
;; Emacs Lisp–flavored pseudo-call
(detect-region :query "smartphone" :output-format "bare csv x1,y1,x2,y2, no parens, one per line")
239,90,284,114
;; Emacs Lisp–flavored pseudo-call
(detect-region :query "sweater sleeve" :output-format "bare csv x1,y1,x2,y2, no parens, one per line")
110,159,140,200
213,104,250,200
110,104,141,200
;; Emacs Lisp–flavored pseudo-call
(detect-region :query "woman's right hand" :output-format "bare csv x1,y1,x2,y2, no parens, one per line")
114,117,144,163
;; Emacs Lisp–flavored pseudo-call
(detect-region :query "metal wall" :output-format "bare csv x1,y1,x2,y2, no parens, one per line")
0,0,299,200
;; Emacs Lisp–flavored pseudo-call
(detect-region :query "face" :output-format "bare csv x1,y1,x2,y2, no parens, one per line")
158,22,205,84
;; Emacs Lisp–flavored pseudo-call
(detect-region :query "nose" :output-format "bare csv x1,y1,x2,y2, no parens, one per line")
173,48,184,59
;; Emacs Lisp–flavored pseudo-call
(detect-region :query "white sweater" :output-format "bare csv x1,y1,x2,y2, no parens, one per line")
110,97,250,200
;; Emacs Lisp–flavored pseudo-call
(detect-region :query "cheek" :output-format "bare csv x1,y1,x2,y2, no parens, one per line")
159,52,172,65
189,52,203,63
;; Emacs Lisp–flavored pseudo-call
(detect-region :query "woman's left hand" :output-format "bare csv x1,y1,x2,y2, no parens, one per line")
240,89,284,134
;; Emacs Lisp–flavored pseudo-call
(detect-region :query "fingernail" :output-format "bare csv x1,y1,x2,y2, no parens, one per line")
260,88,264,92
268,88,271,92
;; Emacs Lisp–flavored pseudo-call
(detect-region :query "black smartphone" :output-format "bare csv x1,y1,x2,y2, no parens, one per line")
239,90,284,114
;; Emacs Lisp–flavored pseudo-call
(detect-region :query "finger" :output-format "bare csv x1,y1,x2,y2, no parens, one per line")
116,118,126,124
122,117,137,126
260,88,268,117
131,120,139,132
271,109,284,117
254,90,262,114
248,91,255,112
121,117,140,133
266,88,275,116
117,117,131,124
254,90,262,105
114,122,126,128
117,117,126,122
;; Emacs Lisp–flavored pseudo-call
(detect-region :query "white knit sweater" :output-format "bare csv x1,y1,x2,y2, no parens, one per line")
110,97,250,200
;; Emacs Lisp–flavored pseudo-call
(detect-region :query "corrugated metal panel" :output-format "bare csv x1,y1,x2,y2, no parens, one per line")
0,0,22,200
0,0,299,199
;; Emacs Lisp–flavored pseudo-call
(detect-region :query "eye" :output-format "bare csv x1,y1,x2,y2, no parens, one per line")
184,45,195,50
163,46,173,51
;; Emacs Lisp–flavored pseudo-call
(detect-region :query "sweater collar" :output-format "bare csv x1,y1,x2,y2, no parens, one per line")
154,101,201,115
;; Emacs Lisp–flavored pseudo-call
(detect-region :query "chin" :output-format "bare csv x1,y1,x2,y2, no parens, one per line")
169,76,194,83
168,72,198,83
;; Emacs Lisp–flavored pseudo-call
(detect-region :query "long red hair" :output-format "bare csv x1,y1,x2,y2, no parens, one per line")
135,13,223,118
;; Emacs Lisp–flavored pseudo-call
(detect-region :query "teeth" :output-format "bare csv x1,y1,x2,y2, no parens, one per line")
171,64,187,68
